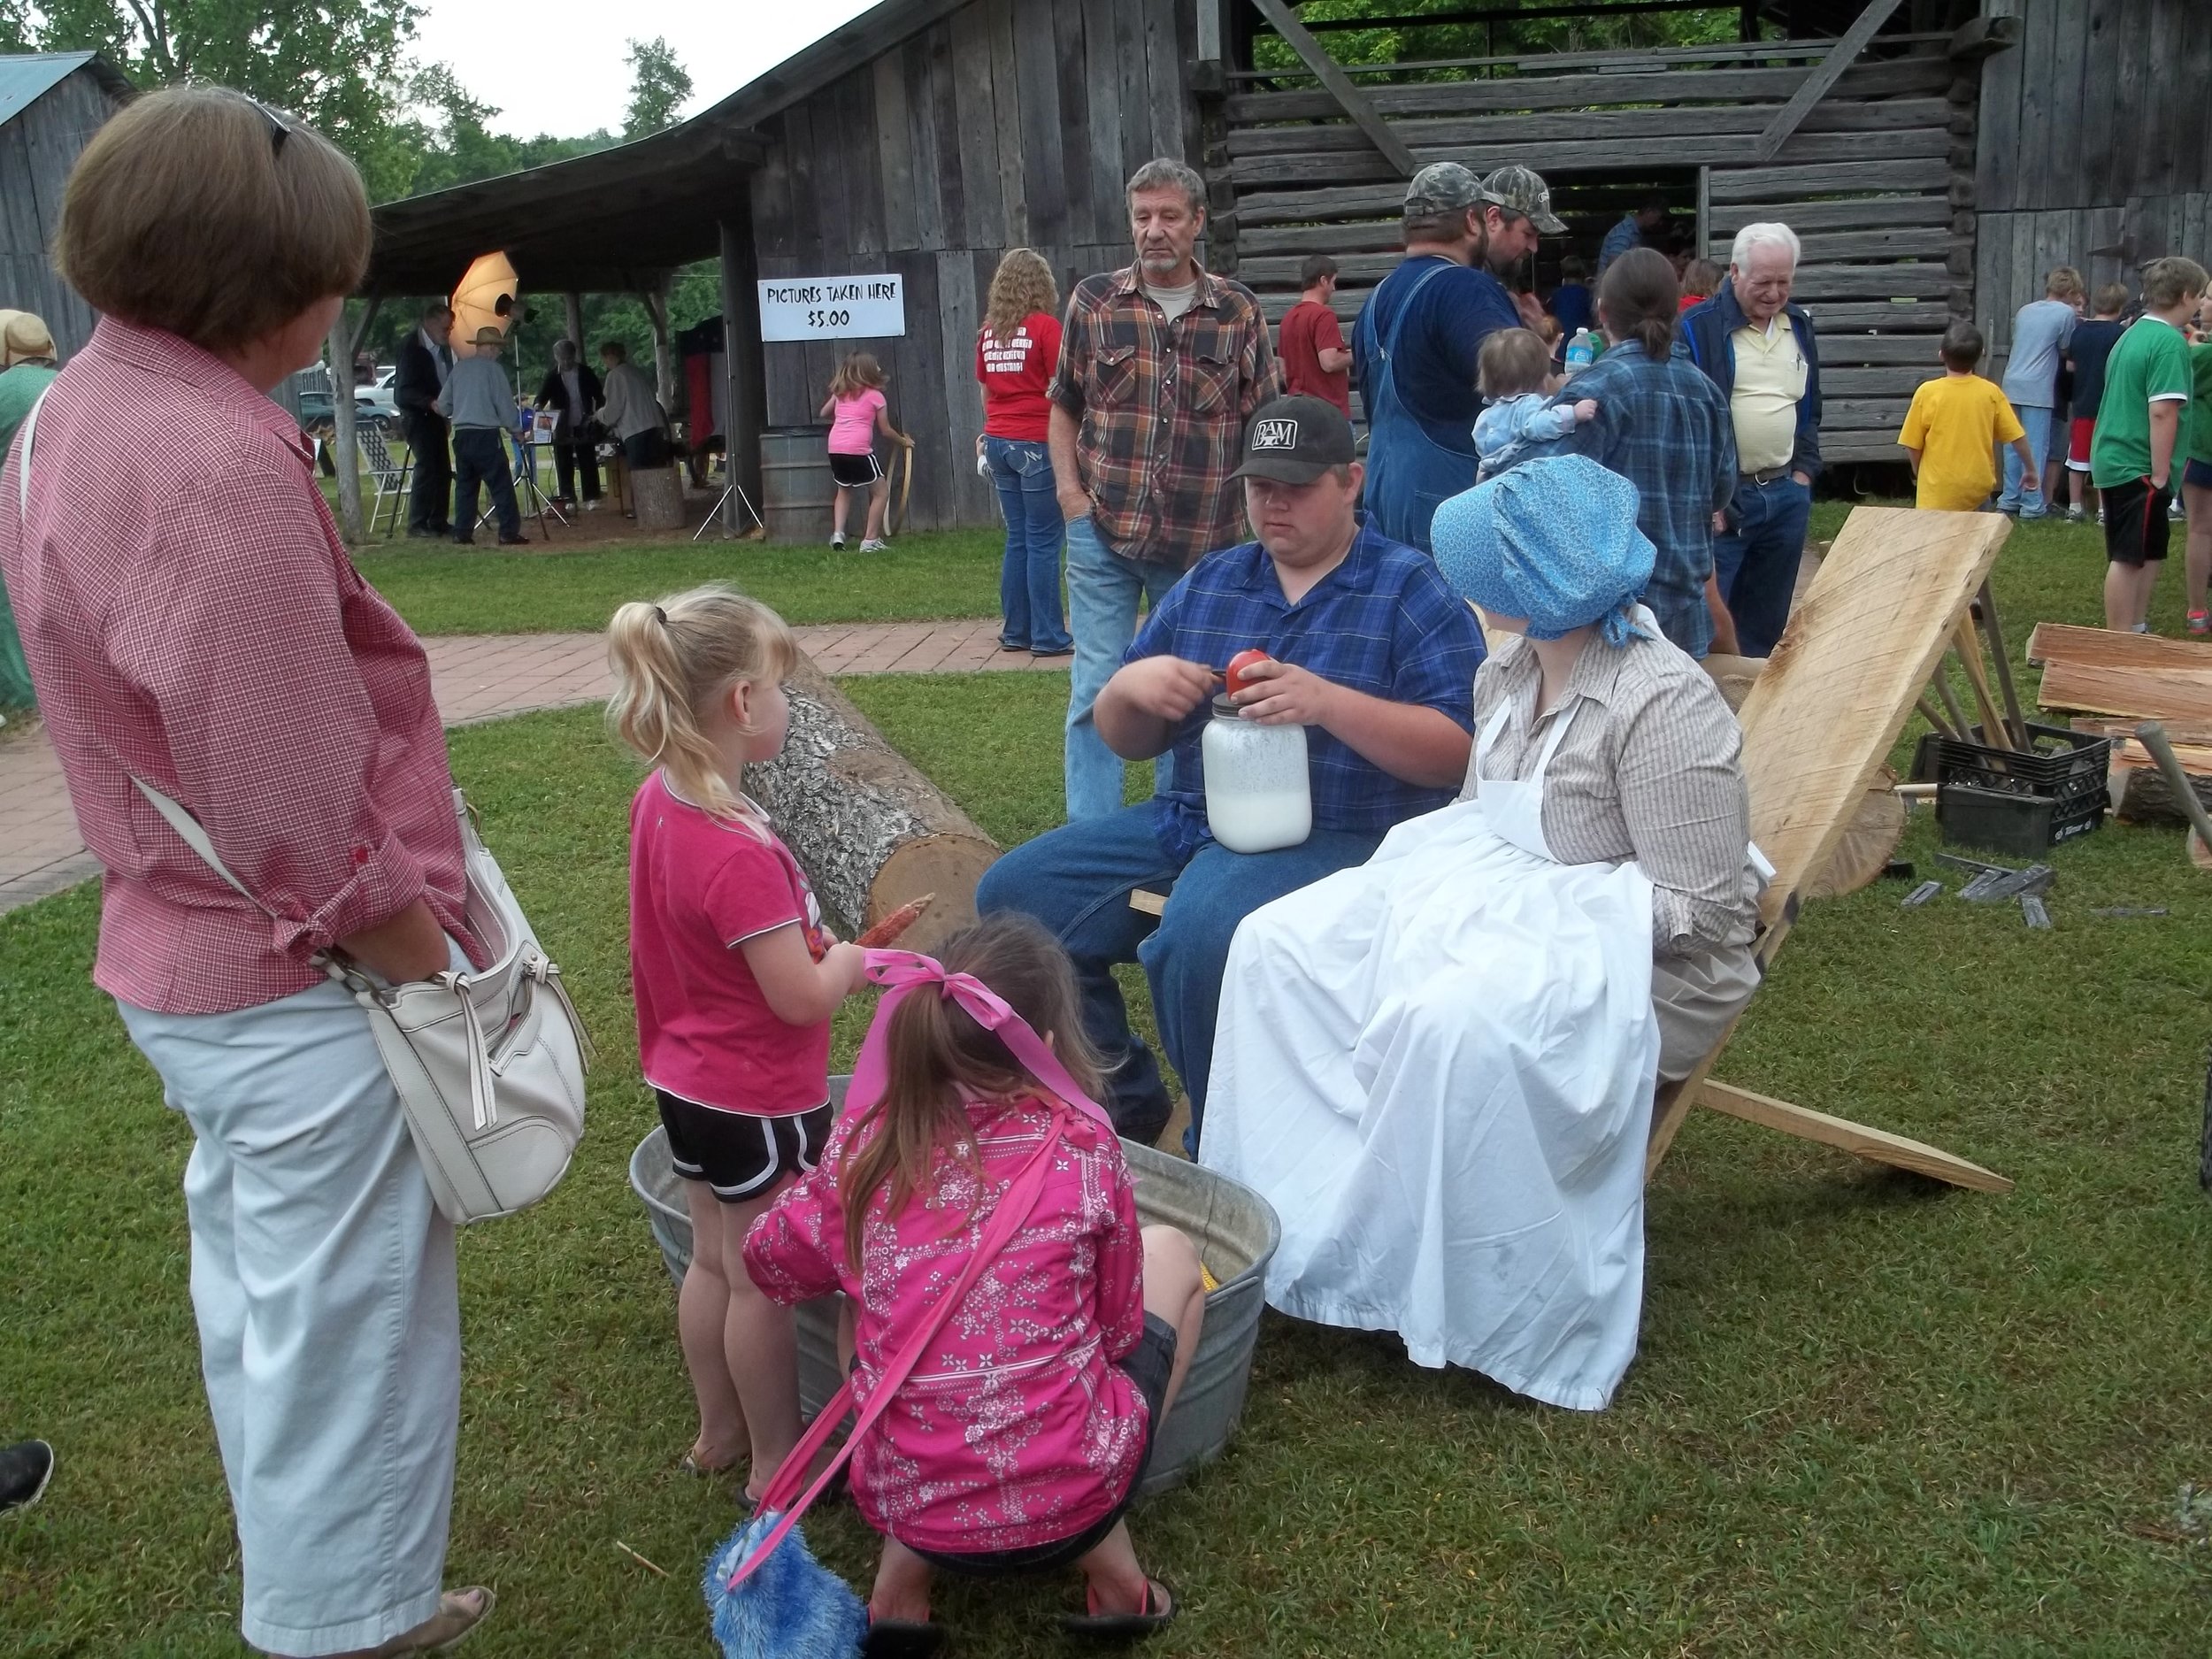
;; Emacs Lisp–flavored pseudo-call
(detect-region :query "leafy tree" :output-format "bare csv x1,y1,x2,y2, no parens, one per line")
1250,0,1742,80
4,0,427,200
623,35,691,137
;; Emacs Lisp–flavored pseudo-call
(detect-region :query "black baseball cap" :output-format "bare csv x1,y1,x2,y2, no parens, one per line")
1230,395,1358,485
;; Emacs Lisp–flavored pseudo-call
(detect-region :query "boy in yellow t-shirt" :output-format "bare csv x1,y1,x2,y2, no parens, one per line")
1898,322,2039,511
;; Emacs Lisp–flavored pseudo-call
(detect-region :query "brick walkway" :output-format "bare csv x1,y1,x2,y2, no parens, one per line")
0,618,1054,916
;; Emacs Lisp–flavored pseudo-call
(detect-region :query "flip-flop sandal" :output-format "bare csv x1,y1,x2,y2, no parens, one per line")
861,1617,946,1656
1061,1578,1177,1640
680,1452,740,1478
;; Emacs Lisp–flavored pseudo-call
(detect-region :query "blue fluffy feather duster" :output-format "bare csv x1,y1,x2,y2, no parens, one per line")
704,1509,869,1659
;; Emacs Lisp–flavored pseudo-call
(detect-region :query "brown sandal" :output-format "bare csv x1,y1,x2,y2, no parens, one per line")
365,1586,495,1655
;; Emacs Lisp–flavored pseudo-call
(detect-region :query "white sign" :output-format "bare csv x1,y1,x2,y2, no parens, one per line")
757,274,906,342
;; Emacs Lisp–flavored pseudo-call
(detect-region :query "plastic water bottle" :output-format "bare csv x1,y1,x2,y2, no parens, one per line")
1564,328,1597,375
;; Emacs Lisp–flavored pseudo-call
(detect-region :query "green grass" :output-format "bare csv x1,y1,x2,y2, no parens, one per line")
6,511,2212,1654
357,528,1008,636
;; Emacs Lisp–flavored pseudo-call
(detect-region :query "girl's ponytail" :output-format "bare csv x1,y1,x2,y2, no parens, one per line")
604,585,798,823
839,916,1102,1264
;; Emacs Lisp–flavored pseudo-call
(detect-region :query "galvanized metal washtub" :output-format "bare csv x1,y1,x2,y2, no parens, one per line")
627,1088,1279,1497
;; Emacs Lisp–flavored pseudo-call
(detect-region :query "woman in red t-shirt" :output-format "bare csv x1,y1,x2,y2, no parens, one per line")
975,250,1073,655
606,585,871,1504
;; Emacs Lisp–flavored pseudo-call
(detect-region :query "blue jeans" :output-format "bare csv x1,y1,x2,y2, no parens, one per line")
984,437,1071,651
1714,474,1812,659
975,804,1385,1148
1998,406,2052,516
1064,515,1184,821
452,426,519,541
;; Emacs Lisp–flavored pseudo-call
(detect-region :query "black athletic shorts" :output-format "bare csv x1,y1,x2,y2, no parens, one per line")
2101,474,2173,566
828,450,884,488
912,1311,1179,1577
656,1088,833,1202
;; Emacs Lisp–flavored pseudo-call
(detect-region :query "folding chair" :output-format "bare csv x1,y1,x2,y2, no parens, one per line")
359,421,411,540
1645,505,2016,1192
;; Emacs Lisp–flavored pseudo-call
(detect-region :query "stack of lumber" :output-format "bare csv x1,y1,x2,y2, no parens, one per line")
2025,623,2212,823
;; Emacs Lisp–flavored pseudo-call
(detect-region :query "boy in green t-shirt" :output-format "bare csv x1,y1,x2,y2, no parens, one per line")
2183,316,2212,635
2091,256,2208,632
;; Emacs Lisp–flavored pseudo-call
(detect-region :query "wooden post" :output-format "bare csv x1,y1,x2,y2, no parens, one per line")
1696,165,1712,261
564,291,586,354
644,283,675,414
326,314,363,544
720,201,767,534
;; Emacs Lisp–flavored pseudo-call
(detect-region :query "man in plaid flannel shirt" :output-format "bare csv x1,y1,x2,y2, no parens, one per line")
1048,157,1283,822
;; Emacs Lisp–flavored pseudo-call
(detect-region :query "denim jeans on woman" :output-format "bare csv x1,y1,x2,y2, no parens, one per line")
1064,514,1183,820
983,436,1071,652
116,946,467,1656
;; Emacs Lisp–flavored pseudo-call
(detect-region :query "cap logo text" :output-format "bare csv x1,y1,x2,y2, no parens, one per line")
1251,419,1299,449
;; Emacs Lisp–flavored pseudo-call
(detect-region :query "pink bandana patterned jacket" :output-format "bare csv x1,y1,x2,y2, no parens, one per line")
743,1091,1150,1555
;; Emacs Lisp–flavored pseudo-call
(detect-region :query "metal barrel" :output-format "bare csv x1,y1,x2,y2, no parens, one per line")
760,425,836,543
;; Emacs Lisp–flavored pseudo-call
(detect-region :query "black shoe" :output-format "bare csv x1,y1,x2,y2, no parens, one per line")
405,527,440,540
0,1440,53,1512
1032,644,1074,658
450,535,476,546
432,522,453,535
496,534,529,546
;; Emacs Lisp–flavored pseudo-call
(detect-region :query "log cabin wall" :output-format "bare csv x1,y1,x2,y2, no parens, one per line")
746,0,1199,531
0,58,129,360
1209,36,1977,464
1974,0,2212,380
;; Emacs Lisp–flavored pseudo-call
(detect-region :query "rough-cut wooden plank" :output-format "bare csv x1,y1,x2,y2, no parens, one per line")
949,5,1007,251
936,249,986,521
840,68,888,258
1804,302,1955,332
1647,506,2010,1173
1230,127,1949,188
1013,0,1068,247
1144,0,1187,162
1694,1081,2015,1193
1709,196,1955,234
985,0,1028,247
1789,263,1956,301
1709,158,1952,202
1050,0,1096,242
1221,57,1950,124
1808,334,1955,365
1112,0,1153,182
748,656,999,949
1823,365,1939,396
1245,0,1417,177
926,20,970,255
1752,0,1910,164
873,52,920,252
2026,620,2212,726
903,34,948,254
1224,96,1955,157
2027,620,2211,672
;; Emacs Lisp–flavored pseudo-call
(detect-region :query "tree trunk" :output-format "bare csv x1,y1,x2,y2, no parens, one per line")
746,657,999,951
326,316,363,543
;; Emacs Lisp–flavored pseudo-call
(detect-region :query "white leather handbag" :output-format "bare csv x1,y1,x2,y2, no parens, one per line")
133,778,590,1226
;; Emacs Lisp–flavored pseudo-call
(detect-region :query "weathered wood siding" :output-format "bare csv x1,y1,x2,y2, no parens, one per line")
1975,0,2212,374
0,67,120,359
1211,41,1974,464
749,0,1195,531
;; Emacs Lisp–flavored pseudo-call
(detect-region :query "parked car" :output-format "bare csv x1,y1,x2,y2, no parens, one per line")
355,366,398,426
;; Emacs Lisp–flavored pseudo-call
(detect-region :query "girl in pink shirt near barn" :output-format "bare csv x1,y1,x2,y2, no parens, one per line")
819,352,913,552
606,584,872,1505
744,916,1207,1647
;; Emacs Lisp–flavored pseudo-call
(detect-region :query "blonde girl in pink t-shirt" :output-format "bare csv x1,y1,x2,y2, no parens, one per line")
746,916,1207,1645
606,585,872,1504
818,352,913,553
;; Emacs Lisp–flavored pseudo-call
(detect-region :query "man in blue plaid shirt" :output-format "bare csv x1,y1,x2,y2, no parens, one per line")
978,396,1486,1150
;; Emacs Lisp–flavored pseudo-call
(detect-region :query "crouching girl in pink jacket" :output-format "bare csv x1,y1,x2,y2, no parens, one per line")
743,915,1206,1647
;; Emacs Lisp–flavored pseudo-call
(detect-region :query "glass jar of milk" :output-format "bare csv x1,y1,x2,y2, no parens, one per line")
1202,695,1312,854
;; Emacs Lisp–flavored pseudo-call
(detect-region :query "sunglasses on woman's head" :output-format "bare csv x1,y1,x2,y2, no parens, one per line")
249,97,291,156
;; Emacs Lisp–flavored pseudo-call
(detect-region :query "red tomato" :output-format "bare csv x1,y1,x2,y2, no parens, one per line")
1225,649,1272,696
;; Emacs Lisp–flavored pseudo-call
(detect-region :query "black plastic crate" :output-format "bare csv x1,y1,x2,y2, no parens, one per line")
1937,780,2107,858
1912,721,2112,795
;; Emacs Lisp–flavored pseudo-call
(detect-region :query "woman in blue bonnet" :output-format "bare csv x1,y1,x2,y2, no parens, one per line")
1202,455,1765,1413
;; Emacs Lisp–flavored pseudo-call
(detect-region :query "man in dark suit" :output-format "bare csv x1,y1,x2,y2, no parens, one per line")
534,340,603,511
394,302,456,537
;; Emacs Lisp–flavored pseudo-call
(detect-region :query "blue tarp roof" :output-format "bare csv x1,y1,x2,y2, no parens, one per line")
0,50,127,128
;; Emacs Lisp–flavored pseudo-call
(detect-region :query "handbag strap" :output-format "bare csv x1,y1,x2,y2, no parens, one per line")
15,384,50,517
723,1108,1067,1589
131,778,265,910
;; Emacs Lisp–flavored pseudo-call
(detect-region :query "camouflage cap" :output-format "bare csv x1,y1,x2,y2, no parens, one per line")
1402,161,1485,218
1479,165,1568,234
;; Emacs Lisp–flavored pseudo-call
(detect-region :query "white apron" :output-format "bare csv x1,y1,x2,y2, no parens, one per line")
1202,696,1662,1410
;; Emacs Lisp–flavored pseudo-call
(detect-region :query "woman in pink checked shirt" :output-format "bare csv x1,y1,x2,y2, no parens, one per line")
0,90,491,1656
745,917,1207,1647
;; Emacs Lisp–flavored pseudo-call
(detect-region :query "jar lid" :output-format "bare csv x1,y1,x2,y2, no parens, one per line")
1210,692,1245,718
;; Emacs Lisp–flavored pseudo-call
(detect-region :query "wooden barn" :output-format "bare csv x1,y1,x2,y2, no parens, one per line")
362,0,2212,533
0,51,130,360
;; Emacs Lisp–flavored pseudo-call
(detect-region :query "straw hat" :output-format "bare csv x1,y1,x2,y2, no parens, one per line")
0,310,56,370
471,324,506,349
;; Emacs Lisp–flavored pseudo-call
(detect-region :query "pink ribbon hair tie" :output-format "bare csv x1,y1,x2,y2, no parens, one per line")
849,949,1118,1138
